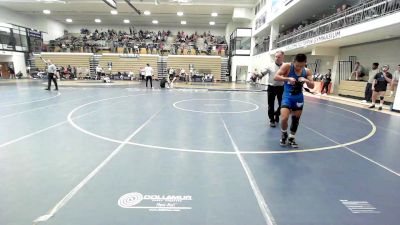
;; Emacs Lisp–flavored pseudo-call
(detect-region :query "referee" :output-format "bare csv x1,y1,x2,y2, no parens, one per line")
261,51,285,127
41,57,58,91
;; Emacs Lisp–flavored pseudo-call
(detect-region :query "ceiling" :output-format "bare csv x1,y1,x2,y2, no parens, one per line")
0,0,256,27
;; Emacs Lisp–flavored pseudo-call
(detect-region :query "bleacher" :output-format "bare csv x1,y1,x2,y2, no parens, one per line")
35,53,91,71
32,53,225,82
167,56,222,81
99,54,159,79
338,80,394,103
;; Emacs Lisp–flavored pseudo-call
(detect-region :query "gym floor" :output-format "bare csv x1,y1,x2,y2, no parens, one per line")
1,80,399,225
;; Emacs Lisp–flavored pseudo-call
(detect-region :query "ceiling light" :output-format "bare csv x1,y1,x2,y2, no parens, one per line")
211,12,218,17
181,21,186,25
209,21,215,25
102,0,117,9
123,19,130,24
95,19,101,23
66,18,73,23
111,10,118,15
144,10,151,15
177,11,184,16
152,20,158,24
43,9,51,14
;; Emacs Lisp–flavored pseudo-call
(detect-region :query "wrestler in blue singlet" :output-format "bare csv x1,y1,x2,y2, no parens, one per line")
281,64,307,111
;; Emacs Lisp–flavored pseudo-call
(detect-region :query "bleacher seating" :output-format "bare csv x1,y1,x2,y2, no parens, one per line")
35,53,91,69
98,54,159,79
338,80,394,103
46,29,228,56
167,56,222,81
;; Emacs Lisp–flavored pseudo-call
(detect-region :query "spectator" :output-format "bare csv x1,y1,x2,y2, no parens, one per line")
144,63,154,88
362,63,379,103
8,66,15,79
96,65,103,80
390,64,400,97
369,65,392,110
349,62,366,81
139,67,145,81
320,69,332,95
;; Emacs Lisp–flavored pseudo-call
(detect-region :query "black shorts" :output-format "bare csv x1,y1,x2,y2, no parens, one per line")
374,88,387,92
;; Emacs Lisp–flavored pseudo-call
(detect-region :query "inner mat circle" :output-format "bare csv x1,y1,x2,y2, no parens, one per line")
67,94,376,155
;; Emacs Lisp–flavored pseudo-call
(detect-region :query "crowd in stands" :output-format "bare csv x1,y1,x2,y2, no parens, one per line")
46,28,228,56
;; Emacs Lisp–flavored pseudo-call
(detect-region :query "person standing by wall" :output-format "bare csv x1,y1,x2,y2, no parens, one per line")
361,63,379,103
8,66,15,79
390,64,399,97
95,65,103,80
320,69,332,95
41,57,58,91
369,65,392,110
144,63,154,88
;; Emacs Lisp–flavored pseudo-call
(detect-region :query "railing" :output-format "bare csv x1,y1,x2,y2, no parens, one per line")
274,0,400,49
45,42,228,56
253,39,270,55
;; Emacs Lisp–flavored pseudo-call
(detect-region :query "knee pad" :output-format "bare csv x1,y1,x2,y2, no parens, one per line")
380,96,384,101
290,116,300,134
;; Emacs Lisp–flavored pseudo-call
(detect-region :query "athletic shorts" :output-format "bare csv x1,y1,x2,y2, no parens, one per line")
282,94,304,111
374,85,387,92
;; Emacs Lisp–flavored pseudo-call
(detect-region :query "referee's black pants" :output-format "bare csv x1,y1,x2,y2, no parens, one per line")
146,76,153,88
47,73,58,90
267,85,284,122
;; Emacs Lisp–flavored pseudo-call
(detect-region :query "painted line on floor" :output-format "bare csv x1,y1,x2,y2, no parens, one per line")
68,95,376,154
33,101,163,224
302,124,399,177
0,95,92,119
0,96,138,149
0,92,61,108
221,118,276,225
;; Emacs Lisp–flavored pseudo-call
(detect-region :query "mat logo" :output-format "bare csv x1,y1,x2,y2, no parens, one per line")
118,192,144,207
118,192,192,211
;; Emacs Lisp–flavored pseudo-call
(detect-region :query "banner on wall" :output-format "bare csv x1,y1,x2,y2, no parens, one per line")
281,30,341,51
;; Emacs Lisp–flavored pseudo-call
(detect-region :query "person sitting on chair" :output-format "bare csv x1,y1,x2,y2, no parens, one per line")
349,62,366,81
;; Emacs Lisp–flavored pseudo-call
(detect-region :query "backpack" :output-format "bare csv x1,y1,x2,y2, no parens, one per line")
160,78,167,88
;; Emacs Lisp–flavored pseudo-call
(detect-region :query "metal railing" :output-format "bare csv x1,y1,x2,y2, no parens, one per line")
274,0,400,49
46,42,228,56
253,39,270,55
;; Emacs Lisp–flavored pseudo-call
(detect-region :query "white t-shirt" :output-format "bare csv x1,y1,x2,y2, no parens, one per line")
264,63,284,86
368,69,379,83
96,66,102,73
144,66,153,77
393,70,400,82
